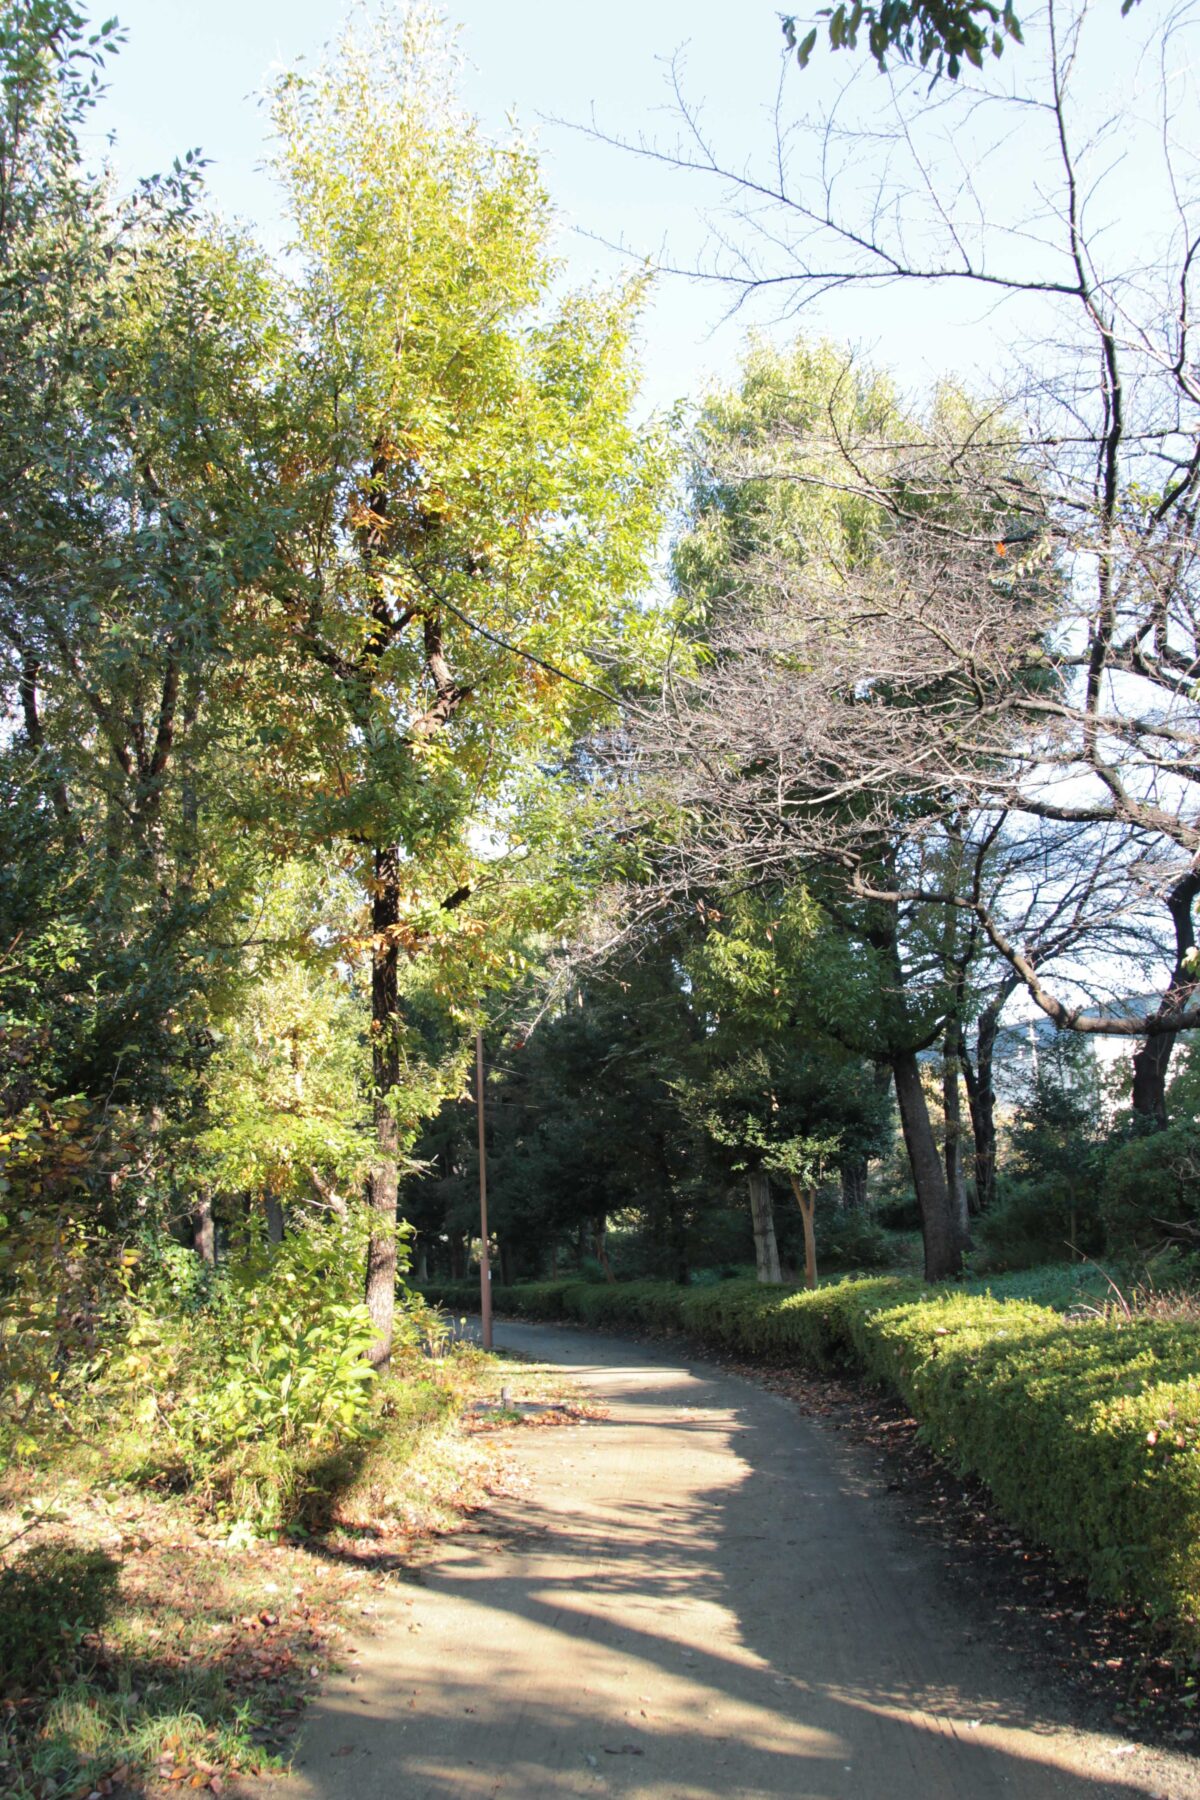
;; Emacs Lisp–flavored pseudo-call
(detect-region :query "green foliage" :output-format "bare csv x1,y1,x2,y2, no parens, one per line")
783,0,1024,80
976,1181,1083,1270
862,1293,1200,1625
962,1261,1116,1310
193,1234,378,1455
118,1225,381,1470
816,1201,892,1272
0,1543,120,1693
408,938,728,1284
193,865,372,1213
265,6,672,909
1100,1125,1200,1257
981,1037,1105,1268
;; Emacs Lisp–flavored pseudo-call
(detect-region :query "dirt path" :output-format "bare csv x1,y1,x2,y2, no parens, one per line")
278,1320,1200,1799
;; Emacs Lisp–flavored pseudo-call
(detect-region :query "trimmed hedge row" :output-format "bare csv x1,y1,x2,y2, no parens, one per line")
419,1274,1200,1638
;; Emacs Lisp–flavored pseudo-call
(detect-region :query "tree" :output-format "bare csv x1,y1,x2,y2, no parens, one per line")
0,1,289,1156
265,12,670,1360
408,933,725,1285
621,340,1033,1276
193,865,372,1247
680,884,894,1282
612,0,1200,1123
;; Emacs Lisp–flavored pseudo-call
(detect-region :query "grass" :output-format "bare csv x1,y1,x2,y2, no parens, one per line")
961,1261,1121,1310
0,1339,568,1800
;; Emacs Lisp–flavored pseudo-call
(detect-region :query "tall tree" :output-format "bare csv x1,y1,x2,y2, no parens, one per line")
0,1,287,1127
624,340,1028,1277
266,13,670,1362
616,0,1200,1121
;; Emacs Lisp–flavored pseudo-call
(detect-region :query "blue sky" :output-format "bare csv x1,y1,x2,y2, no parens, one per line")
93,2,800,415
89,2,1189,419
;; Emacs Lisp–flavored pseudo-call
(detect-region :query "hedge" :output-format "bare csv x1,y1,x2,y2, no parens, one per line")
418,1273,1200,1641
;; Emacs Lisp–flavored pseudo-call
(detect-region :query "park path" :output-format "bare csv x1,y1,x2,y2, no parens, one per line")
276,1320,1200,1800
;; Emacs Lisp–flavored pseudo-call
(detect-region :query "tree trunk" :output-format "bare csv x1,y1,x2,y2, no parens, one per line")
669,1199,690,1285
747,1168,782,1284
840,1160,868,1210
892,1049,962,1280
789,1178,818,1288
660,1137,690,1284
962,986,1012,1213
192,1191,215,1265
414,1240,428,1285
1131,872,1200,1129
942,1032,972,1249
265,1195,284,1245
365,843,402,1368
593,1219,614,1282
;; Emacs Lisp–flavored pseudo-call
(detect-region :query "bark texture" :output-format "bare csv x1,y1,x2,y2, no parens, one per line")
365,843,402,1367
748,1169,783,1284
942,1033,972,1249
892,1050,962,1280
790,1178,818,1288
192,1191,215,1265
1131,872,1200,1128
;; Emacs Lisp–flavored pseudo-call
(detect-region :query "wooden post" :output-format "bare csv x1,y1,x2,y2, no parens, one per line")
476,1029,493,1350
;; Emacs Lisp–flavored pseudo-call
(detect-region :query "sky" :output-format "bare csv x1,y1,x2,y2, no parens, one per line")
91,1,804,416
83,0,1190,421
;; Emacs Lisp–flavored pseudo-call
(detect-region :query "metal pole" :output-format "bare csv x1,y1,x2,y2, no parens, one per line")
475,1028,493,1350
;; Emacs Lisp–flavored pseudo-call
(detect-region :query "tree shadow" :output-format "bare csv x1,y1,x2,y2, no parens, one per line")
284,1320,1171,1798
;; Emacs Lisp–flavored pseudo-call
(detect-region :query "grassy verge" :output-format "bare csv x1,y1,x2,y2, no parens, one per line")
0,1341,568,1800
422,1271,1200,1644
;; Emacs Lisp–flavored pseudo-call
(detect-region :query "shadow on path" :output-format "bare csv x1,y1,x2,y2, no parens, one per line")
282,1320,1198,1800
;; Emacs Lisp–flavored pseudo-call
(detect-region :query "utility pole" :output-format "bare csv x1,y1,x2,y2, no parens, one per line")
475,1028,493,1349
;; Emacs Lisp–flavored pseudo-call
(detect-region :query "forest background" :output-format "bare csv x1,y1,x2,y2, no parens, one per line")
7,0,1200,1783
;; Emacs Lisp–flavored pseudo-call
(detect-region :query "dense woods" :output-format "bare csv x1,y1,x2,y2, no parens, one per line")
6,0,1200,1781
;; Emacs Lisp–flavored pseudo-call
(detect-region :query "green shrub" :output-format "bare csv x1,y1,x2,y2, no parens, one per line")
117,1224,379,1468
976,1177,1101,1271
0,1544,120,1693
856,1291,1200,1623
1100,1124,1200,1255
816,1205,892,1272
876,1191,921,1231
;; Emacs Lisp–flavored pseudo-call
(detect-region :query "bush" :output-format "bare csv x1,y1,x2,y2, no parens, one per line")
816,1204,892,1272
115,1224,379,1469
976,1177,1101,1271
856,1291,1200,1625
1100,1124,1200,1255
94,1222,418,1525
0,1544,120,1693
876,1191,921,1232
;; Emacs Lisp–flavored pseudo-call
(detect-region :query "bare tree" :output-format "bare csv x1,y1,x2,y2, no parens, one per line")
583,0,1200,1119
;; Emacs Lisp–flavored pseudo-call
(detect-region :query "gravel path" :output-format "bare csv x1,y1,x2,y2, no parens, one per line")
277,1319,1200,1799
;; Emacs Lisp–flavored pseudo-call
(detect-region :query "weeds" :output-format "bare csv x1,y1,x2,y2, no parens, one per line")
0,1336,547,1800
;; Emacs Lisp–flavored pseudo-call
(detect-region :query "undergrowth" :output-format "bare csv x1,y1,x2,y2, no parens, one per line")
0,1335,531,1800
